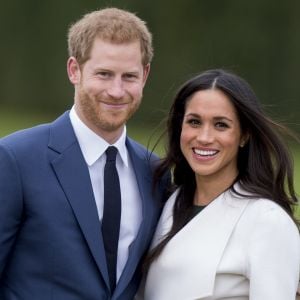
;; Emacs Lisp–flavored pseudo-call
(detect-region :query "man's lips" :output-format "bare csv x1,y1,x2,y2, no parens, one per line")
101,101,129,109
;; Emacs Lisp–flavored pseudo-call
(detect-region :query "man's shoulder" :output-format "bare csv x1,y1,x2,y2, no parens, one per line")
0,123,50,145
0,112,69,150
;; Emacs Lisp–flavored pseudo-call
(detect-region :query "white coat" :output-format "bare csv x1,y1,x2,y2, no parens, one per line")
139,186,300,300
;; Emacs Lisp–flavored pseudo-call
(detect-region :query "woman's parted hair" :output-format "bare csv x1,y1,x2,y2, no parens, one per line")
68,7,153,66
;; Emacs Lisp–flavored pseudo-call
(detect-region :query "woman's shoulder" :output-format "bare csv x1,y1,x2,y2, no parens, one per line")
236,196,299,239
245,197,292,219
231,184,295,223
226,184,298,234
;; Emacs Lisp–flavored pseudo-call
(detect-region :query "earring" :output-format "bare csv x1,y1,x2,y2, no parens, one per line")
240,142,245,148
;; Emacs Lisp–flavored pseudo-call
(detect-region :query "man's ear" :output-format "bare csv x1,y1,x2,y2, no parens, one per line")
67,57,81,85
142,63,151,86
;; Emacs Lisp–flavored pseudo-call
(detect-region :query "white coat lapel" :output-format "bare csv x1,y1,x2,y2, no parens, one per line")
148,188,250,299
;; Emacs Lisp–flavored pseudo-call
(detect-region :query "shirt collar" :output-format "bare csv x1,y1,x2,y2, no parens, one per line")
69,106,128,167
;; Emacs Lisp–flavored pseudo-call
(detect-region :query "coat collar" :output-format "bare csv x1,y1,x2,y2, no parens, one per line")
113,138,162,299
148,186,250,299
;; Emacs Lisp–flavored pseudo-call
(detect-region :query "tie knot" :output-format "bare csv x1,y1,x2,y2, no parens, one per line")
106,146,118,162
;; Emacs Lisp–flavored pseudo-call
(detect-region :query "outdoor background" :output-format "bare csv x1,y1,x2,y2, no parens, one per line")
0,1,299,197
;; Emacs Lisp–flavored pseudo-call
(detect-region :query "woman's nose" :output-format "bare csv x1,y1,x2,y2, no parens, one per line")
196,126,214,144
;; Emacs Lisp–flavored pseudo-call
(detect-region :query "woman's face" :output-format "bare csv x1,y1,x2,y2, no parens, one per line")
180,89,243,184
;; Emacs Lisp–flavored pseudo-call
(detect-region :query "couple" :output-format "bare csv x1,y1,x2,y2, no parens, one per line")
0,7,299,300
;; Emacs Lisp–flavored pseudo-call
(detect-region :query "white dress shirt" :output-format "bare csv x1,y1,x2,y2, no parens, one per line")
69,107,142,282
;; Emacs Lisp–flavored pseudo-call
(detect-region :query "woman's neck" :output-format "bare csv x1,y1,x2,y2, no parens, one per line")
194,173,237,206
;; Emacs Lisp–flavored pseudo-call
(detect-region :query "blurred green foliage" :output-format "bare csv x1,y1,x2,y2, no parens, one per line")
0,1,299,214
0,0,299,132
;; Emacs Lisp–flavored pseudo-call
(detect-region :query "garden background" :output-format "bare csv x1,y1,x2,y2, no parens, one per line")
0,1,299,212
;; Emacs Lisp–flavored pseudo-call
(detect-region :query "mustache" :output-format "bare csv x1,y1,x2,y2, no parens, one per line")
98,96,131,103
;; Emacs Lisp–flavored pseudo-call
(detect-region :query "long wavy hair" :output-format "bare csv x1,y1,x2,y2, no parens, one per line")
145,69,299,269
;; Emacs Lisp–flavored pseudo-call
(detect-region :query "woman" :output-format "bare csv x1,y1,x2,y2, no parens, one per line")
138,69,300,299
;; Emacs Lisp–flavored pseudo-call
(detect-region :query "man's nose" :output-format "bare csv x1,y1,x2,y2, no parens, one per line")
106,78,125,99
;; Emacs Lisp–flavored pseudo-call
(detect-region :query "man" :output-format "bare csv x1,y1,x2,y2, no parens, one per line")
0,8,168,300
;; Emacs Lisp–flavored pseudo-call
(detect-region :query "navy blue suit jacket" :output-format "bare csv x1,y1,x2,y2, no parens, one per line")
0,112,168,300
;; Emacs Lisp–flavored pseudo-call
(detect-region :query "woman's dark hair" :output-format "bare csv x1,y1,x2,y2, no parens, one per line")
145,69,299,269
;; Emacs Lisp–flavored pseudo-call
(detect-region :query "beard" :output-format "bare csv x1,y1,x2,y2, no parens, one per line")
76,86,141,134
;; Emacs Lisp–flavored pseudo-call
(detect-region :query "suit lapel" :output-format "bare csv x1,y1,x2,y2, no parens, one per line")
151,188,250,299
114,139,161,298
48,112,110,289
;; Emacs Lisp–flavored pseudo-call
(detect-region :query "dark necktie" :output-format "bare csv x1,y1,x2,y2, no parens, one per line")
102,146,121,292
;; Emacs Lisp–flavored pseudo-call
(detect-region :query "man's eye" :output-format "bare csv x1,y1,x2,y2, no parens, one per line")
124,74,138,80
97,72,110,78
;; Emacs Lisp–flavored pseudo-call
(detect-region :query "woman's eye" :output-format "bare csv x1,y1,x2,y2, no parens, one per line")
187,119,200,126
215,122,229,129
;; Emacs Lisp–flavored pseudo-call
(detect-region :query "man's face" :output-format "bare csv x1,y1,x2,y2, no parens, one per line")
68,38,150,143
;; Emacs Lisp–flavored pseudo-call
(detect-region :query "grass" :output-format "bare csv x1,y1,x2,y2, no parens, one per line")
0,109,55,137
1,109,300,217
